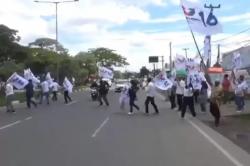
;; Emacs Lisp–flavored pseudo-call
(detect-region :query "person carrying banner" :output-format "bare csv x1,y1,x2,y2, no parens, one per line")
210,81,223,127
234,75,248,112
181,82,196,118
222,74,231,104
98,79,110,106
128,80,140,115
40,79,50,105
63,78,72,104
199,81,208,112
51,80,60,102
176,78,185,111
25,79,37,108
5,82,15,113
169,79,177,110
145,78,159,115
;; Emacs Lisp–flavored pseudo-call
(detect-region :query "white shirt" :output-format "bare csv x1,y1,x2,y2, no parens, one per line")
183,87,193,97
176,80,185,95
5,83,14,96
146,82,156,97
41,81,49,93
51,82,59,92
235,81,248,96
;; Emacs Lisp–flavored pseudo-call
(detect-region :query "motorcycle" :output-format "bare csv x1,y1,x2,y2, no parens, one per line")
90,88,98,101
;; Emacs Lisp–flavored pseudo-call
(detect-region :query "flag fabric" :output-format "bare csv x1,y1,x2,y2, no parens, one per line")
7,73,28,89
181,0,222,35
46,72,53,86
154,71,173,91
24,68,40,84
187,71,203,90
186,58,200,73
232,52,242,69
63,77,73,93
203,36,211,60
175,54,187,70
99,67,114,79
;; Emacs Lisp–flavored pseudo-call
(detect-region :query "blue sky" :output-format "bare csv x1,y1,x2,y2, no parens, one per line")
0,0,250,71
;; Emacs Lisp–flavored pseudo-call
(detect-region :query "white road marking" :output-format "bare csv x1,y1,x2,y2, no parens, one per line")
92,117,109,138
25,117,32,121
66,101,77,106
0,120,22,130
188,119,244,166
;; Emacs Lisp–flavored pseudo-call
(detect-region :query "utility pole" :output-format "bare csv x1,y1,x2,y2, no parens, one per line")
161,56,164,71
183,48,189,59
169,42,172,71
217,44,220,64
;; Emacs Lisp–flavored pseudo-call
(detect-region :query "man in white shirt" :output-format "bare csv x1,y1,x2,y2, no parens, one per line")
40,80,50,105
176,78,185,111
51,81,60,101
145,78,159,114
181,82,196,118
235,75,248,112
5,82,15,113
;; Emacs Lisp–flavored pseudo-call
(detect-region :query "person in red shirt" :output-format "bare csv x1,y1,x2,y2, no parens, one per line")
222,74,231,104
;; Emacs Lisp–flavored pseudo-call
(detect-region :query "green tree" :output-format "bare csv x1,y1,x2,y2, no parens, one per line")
88,47,129,67
139,66,149,78
75,52,97,78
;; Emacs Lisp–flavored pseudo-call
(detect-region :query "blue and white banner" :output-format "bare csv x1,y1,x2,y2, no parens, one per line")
181,0,222,35
7,73,28,89
154,71,173,91
46,72,53,86
99,67,114,79
24,68,40,84
232,52,242,70
63,77,73,93
187,71,204,90
175,54,187,70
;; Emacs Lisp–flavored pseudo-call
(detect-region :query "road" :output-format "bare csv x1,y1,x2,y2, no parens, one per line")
0,90,249,166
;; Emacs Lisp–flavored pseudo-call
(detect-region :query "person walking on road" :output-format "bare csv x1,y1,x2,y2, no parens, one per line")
63,79,72,104
176,78,185,111
5,82,15,113
234,75,248,112
145,78,159,115
199,81,208,112
181,82,196,118
51,80,60,101
98,79,110,106
169,79,177,110
128,80,140,115
40,80,50,105
25,79,37,108
222,74,231,104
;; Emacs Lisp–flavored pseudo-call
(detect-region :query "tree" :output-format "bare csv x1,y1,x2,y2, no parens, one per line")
139,66,149,78
88,47,129,67
75,52,97,78
29,38,68,54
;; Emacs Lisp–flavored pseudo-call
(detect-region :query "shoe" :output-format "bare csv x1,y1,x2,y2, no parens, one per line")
236,110,242,113
128,112,133,115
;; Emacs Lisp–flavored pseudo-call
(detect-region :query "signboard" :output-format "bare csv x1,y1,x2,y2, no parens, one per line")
149,56,159,63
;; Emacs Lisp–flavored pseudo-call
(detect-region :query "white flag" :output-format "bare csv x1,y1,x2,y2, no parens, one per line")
175,54,187,70
46,72,53,86
154,71,173,91
63,77,73,93
232,52,241,70
186,58,200,73
99,67,114,79
7,73,28,89
24,68,40,84
181,0,222,35
187,71,203,90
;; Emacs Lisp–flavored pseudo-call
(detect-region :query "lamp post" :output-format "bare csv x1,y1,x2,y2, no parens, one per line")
183,48,189,59
34,0,79,81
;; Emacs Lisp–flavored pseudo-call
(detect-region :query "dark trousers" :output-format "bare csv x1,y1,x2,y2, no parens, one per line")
169,94,176,109
129,98,139,113
194,90,199,103
99,94,109,106
181,96,196,118
64,91,72,103
176,94,183,111
210,101,221,126
40,92,49,105
52,91,58,101
145,96,159,114
26,95,37,108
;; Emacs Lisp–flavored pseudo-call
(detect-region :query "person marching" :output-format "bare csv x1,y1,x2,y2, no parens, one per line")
25,79,37,108
40,79,50,105
181,82,196,118
176,78,185,111
199,81,208,112
5,81,15,113
51,80,60,102
63,78,72,104
234,75,248,112
98,79,110,106
222,74,231,104
145,78,159,115
169,79,177,110
128,80,140,115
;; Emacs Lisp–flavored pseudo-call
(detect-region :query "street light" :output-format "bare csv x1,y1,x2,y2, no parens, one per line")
34,0,79,82
183,48,189,59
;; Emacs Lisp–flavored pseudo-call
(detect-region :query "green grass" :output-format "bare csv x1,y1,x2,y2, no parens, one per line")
0,92,26,107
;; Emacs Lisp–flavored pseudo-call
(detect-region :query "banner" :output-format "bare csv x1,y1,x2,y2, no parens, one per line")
99,67,113,79
63,77,73,93
175,54,187,70
46,72,53,86
232,52,242,70
186,58,200,73
24,68,40,84
187,71,204,90
181,0,222,35
154,71,173,91
7,73,28,89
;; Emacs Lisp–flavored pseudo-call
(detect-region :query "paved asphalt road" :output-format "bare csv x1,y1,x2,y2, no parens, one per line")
0,90,250,166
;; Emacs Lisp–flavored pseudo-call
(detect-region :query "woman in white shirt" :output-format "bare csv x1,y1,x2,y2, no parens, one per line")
5,82,15,113
181,82,196,118
176,78,185,111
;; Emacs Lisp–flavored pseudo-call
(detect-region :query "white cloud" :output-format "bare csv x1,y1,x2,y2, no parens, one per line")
221,13,250,23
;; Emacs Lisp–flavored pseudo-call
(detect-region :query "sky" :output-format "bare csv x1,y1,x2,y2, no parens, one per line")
0,0,250,71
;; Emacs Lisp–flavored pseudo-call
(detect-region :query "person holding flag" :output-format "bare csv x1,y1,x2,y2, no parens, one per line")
98,79,110,106
25,79,37,109
128,80,140,115
145,78,159,115
5,81,15,113
63,77,73,104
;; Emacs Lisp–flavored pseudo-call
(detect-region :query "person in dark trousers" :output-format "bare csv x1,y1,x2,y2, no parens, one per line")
199,81,208,112
145,78,159,114
51,80,60,102
128,80,140,115
169,80,177,109
176,78,185,111
210,81,223,127
63,80,72,104
25,80,37,108
98,79,109,106
181,82,196,118
222,74,231,104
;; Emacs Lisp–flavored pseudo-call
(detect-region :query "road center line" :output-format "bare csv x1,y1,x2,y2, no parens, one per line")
92,117,109,138
66,101,77,106
25,117,32,121
0,120,22,130
188,119,244,166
